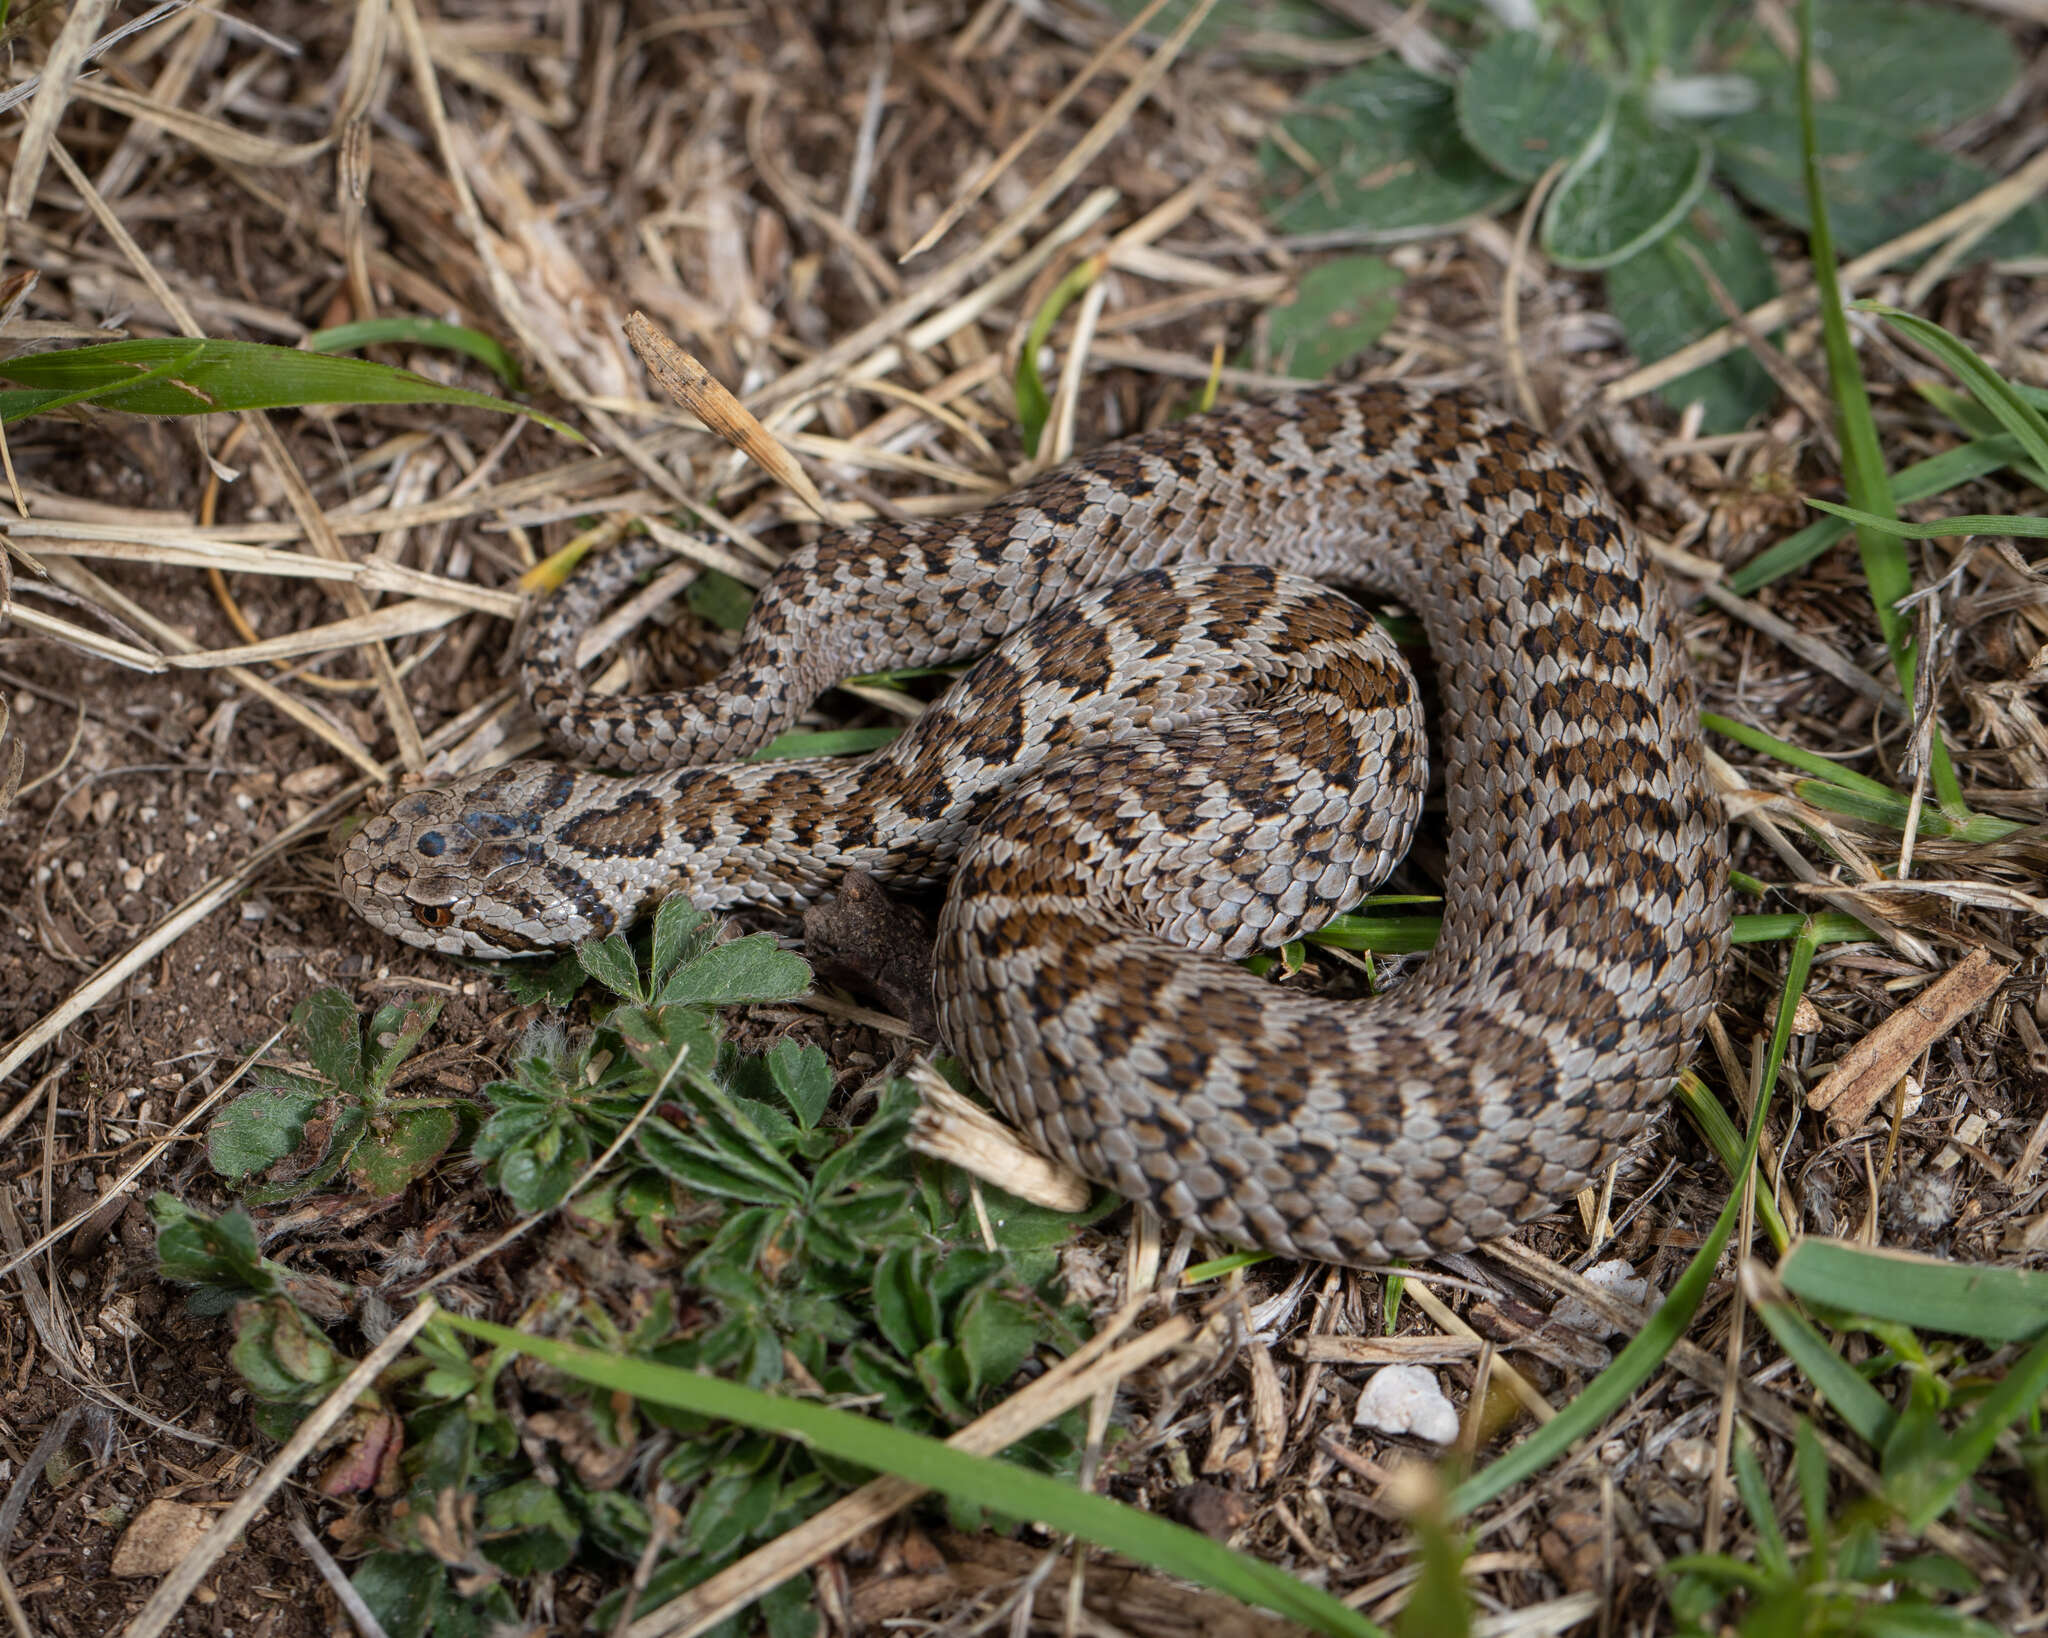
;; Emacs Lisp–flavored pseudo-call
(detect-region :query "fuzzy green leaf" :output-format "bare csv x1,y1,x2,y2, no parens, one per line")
207,1081,328,1183
1264,256,1402,379
1730,0,2019,134
294,987,363,1094
657,933,812,1009
365,997,442,1095
1541,103,1713,271
650,894,713,988
1261,60,1524,239
477,1479,579,1576
577,932,645,1003
349,1104,458,1197
1605,186,1777,431
767,1039,833,1131
1456,31,1610,184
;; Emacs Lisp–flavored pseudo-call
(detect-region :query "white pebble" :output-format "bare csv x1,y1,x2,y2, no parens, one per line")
1353,1364,1460,1445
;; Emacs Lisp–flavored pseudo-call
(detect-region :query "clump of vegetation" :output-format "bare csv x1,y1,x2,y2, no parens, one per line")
1669,1423,2000,1638
159,900,1100,1638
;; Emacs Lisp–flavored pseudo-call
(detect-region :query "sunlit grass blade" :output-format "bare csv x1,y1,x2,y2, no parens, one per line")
1449,920,1821,1517
1706,711,2019,840
1778,1240,2048,1344
0,337,581,440
1804,499,2048,539
1726,435,2031,594
306,316,523,392
1310,913,1442,954
430,1309,1386,1638
1015,253,1104,456
0,337,207,421
1746,1280,1896,1446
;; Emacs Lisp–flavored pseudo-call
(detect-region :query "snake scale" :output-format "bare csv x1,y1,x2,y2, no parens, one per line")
341,382,1729,1265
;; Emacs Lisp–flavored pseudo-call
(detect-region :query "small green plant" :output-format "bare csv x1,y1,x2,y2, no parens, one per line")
152,1196,378,1448
207,989,463,1205
1668,1422,1997,1638
1229,0,2048,427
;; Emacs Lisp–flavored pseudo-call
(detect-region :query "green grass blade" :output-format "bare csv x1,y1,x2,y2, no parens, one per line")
1309,914,1443,954
1396,1481,1472,1638
306,317,523,392
1014,255,1103,457
1673,1081,1791,1253
1732,1427,1793,1577
750,726,904,761
1450,921,1821,1517
1747,1286,1897,1446
0,337,581,440
432,1310,1387,1638
1778,1240,2048,1344
1312,909,1872,956
1730,912,1875,946
1726,436,2029,594
0,338,209,421
1804,499,2048,539
1793,0,1964,818
1672,1071,1791,1255
1702,712,1901,799
1794,780,2023,842
1854,304,2048,479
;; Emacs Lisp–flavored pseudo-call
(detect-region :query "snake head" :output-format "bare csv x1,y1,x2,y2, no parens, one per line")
337,764,618,958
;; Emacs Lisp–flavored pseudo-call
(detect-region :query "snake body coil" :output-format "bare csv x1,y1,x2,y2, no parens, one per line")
342,383,1729,1265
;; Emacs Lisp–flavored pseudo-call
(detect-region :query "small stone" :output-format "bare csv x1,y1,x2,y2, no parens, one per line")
1173,1482,1255,1541
282,763,345,798
111,1499,217,1578
1353,1364,1459,1446
1553,1260,1654,1339
1660,1435,1713,1481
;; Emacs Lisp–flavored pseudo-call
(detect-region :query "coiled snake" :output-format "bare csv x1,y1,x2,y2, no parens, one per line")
341,383,1729,1265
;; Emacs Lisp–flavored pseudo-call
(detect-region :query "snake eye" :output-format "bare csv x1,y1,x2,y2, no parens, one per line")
413,904,455,928
416,831,446,858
